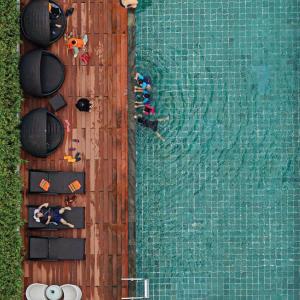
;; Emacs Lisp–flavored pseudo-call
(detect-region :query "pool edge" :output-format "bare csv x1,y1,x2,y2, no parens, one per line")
128,8,136,299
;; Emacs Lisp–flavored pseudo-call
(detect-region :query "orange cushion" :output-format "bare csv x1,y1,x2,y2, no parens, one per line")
39,179,50,191
68,180,81,193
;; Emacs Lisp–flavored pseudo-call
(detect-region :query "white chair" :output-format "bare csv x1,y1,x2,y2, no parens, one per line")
26,283,48,300
61,284,82,300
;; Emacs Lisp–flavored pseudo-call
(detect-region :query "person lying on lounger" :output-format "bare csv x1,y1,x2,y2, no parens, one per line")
33,203,74,228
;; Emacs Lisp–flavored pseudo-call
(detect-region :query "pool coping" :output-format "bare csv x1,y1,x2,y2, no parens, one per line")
128,8,136,298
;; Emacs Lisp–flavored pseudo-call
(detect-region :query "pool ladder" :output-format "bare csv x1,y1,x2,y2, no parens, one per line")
121,278,149,299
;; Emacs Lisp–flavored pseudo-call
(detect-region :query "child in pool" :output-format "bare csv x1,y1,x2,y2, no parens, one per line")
134,72,151,92
135,91,152,105
135,103,155,116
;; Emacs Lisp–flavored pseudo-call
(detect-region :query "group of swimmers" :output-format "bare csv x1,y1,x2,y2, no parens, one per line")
134,72,169,141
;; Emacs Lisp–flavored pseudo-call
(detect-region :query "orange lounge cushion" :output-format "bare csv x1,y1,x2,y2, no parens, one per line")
39,179,50,191
68,180,81,193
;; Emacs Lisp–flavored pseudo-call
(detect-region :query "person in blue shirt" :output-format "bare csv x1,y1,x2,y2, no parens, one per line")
135,91,152,105
134,72,152,93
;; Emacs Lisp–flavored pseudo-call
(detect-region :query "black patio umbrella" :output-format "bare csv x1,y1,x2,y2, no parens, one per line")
20,49,65,97
21,108,64,157
21,0,66,47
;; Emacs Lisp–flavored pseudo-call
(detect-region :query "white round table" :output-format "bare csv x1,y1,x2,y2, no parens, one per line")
45,285,63,300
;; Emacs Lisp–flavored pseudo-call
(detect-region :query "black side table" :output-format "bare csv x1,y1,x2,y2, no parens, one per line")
49,93,67,112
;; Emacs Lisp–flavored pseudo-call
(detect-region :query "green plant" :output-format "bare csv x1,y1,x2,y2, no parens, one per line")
0,1,23,299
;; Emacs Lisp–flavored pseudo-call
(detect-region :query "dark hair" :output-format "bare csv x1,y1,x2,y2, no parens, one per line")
76,98,91,112
138,79,143,85
143,93,150,98
143,76,152,84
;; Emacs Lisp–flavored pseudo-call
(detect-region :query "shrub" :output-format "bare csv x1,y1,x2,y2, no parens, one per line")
0,1,23,299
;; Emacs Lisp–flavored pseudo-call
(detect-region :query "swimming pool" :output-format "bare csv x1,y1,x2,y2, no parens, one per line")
135,0,300,298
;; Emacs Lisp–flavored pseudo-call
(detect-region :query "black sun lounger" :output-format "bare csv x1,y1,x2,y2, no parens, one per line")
27,206,85,229
29,170,85,194
29,237,85,260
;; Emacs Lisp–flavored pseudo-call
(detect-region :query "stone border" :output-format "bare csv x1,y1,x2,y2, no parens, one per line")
127,8,136,298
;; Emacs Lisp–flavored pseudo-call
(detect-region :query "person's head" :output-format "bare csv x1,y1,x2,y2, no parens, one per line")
143,93,150,99
145,85,151,91
36,212,44,218
137,79,143,85
33,209,43,223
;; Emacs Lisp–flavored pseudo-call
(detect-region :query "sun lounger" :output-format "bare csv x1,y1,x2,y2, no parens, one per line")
29,237,85,260
29,170,85,194
27,206,85,229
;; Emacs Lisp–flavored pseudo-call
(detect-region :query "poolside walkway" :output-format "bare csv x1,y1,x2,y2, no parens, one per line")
21,0,128,299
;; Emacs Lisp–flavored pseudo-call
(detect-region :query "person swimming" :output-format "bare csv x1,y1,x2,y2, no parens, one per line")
135,103,155,115
134,72,152,92
134,114,169,141
135,91,152,105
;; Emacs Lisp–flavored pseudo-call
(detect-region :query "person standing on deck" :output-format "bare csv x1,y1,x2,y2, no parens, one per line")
75,98,93,112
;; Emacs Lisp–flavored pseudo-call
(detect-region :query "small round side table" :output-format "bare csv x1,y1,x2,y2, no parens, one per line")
45,285,63,300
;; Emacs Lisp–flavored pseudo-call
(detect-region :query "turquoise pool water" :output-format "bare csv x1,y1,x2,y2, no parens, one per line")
135,0,300,299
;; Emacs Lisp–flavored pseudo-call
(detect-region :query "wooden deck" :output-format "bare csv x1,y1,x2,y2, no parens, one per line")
20,1,128,299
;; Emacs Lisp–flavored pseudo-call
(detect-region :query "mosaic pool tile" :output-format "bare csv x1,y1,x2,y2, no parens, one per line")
135,0,300,298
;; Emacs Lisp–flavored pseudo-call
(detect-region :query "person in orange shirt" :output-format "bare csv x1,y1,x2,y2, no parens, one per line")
67,38,84,50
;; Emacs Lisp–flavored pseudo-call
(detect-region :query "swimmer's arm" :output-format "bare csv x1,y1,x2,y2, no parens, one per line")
135,73,143,80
